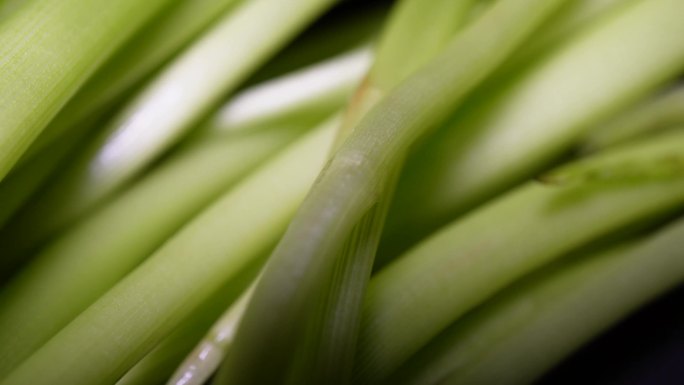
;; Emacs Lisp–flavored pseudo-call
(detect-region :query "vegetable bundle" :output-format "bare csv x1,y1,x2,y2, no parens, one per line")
0,0,683,384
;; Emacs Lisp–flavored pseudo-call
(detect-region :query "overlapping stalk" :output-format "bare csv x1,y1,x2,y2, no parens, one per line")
1,1,682,384
0,0,174,181
581,85,684,152
115,263,262,385
198,46,372,139
20,0,246,161
390,217,684,385
170,2,479,383
0,123,304,374
385,0,684,256
0,118,337,385
217,0,570,383
1,0,337,256
0,45,367,247
0,0,250,231
357,131,684,382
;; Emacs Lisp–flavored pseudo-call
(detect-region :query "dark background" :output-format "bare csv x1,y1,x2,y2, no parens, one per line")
538,283,684,385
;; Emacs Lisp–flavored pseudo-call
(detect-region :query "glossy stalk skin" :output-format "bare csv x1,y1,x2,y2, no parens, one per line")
217,0,570,384
2,0,337,256
386,0,684,256
356,131,684,383
0,0,174,181
391,218,684,385
0,118,336,385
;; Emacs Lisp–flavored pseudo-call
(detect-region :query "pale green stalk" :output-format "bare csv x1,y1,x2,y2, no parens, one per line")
217,1,569,384
0,0,173,181
386,0,684,255
391,219,684,385
0,118,336,385
198,46,372,139
3,0,337,255
0,124,304,374
492,0,632,77
438,0,634,124
356,131,684,383
580,85,684,152
21,0,245,161
334,0,476,143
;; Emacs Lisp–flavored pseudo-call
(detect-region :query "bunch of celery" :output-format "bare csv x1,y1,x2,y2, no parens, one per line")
1,0,683,384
